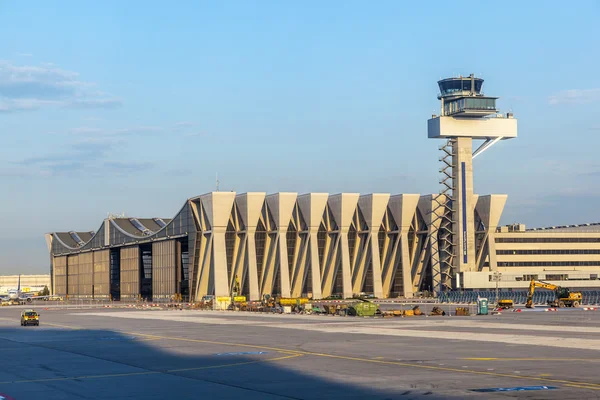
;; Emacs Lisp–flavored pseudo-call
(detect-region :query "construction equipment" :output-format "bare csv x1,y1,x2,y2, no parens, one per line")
346,299,380,316
525,279,582,308
227,296,248,311
262,294,276,308
412,305,424,316
260,294,282,313
430,306,446,316
455,307,470,316
497,299,514,309
278,297,309,307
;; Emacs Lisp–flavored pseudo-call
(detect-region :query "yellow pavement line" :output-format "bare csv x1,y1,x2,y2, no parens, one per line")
168,353,301,373
0,353,300,385
40,322,83,330
122,331,600,391
0,318,83,331
565,383,600,390
0,370,159,385
123,331,304,355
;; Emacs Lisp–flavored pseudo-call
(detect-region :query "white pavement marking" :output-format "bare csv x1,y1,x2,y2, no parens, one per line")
394,320,600,334
265,322,600,351
80,310,600,333
75,311,600,351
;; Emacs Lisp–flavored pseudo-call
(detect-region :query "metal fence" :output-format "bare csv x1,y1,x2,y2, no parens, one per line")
438,290,600,305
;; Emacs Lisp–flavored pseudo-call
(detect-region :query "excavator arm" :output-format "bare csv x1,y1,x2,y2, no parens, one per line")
525,279,560,308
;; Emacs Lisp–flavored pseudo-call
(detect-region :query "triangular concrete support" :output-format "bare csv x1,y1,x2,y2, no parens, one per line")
262,193,297,298
193,192,236,300
322,193,359,299
235,193,266,300
353,194,390,298
384,194,420,298
293,193,328,299
476,194,508,271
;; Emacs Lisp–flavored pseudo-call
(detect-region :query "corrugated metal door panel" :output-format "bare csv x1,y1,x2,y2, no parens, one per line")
152,240,176,300
54,276,67,297
54,256,68,296
78,253,93,297
120,246,140,300
67,254,79,296
93,250,110,298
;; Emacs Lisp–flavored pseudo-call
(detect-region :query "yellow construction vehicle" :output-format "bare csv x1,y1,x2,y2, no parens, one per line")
525,279,582,308
497,299,514,309
278,297,309,307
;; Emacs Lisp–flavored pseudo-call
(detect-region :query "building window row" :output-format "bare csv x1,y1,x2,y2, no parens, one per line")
498,261,600,267
496,237,600,243
515,274,598,281
497,249,600,255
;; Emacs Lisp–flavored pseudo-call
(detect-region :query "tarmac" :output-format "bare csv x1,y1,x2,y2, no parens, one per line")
1,305,600,399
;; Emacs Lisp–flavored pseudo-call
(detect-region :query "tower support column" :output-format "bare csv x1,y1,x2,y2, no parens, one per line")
453,137,476,275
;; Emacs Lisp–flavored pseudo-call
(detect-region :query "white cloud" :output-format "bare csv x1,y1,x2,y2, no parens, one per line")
81,116,103,122
68,98,122,109
548,88,600,105
0,60,122,112
70,127,104,134
70,125,163,138
11,123,164,178
183,132,206,138
0,98,60,113
16,53,33,57
114,126,162,135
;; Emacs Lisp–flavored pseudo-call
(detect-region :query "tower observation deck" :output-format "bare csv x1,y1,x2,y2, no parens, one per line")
427,74,518,293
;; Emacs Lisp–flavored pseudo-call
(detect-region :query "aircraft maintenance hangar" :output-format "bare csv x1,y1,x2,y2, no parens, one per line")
44,193,600,302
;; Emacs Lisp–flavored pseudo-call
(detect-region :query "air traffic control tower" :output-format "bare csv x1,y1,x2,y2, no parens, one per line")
428,74,517,292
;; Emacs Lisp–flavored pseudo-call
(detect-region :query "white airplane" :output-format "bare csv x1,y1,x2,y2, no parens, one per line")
0,275,50,304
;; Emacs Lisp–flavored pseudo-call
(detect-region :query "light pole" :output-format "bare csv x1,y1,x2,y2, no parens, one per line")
492,271,502,306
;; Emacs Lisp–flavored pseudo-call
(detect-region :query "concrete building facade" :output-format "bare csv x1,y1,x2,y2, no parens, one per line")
46,192,600,301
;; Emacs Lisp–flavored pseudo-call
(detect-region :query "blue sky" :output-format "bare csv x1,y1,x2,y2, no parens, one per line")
1,1,599,274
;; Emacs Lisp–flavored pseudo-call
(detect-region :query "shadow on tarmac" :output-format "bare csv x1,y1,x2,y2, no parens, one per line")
0,323,460,400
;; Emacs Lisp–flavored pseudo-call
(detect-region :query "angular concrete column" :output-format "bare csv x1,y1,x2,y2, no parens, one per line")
193,192,236,299
262,193,297,298
235,192,265,301
323,193,359,299
386,194,420,298
44,234,54,295
293,193,328,299
475,194,507,271
354,194,390,298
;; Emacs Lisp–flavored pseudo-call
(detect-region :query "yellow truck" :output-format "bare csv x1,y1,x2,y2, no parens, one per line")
20,309,39,326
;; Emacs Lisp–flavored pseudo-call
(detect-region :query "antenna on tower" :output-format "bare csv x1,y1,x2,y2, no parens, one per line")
216,173,219,192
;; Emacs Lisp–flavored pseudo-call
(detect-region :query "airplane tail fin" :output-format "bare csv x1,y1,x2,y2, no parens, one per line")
17,275,20,292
